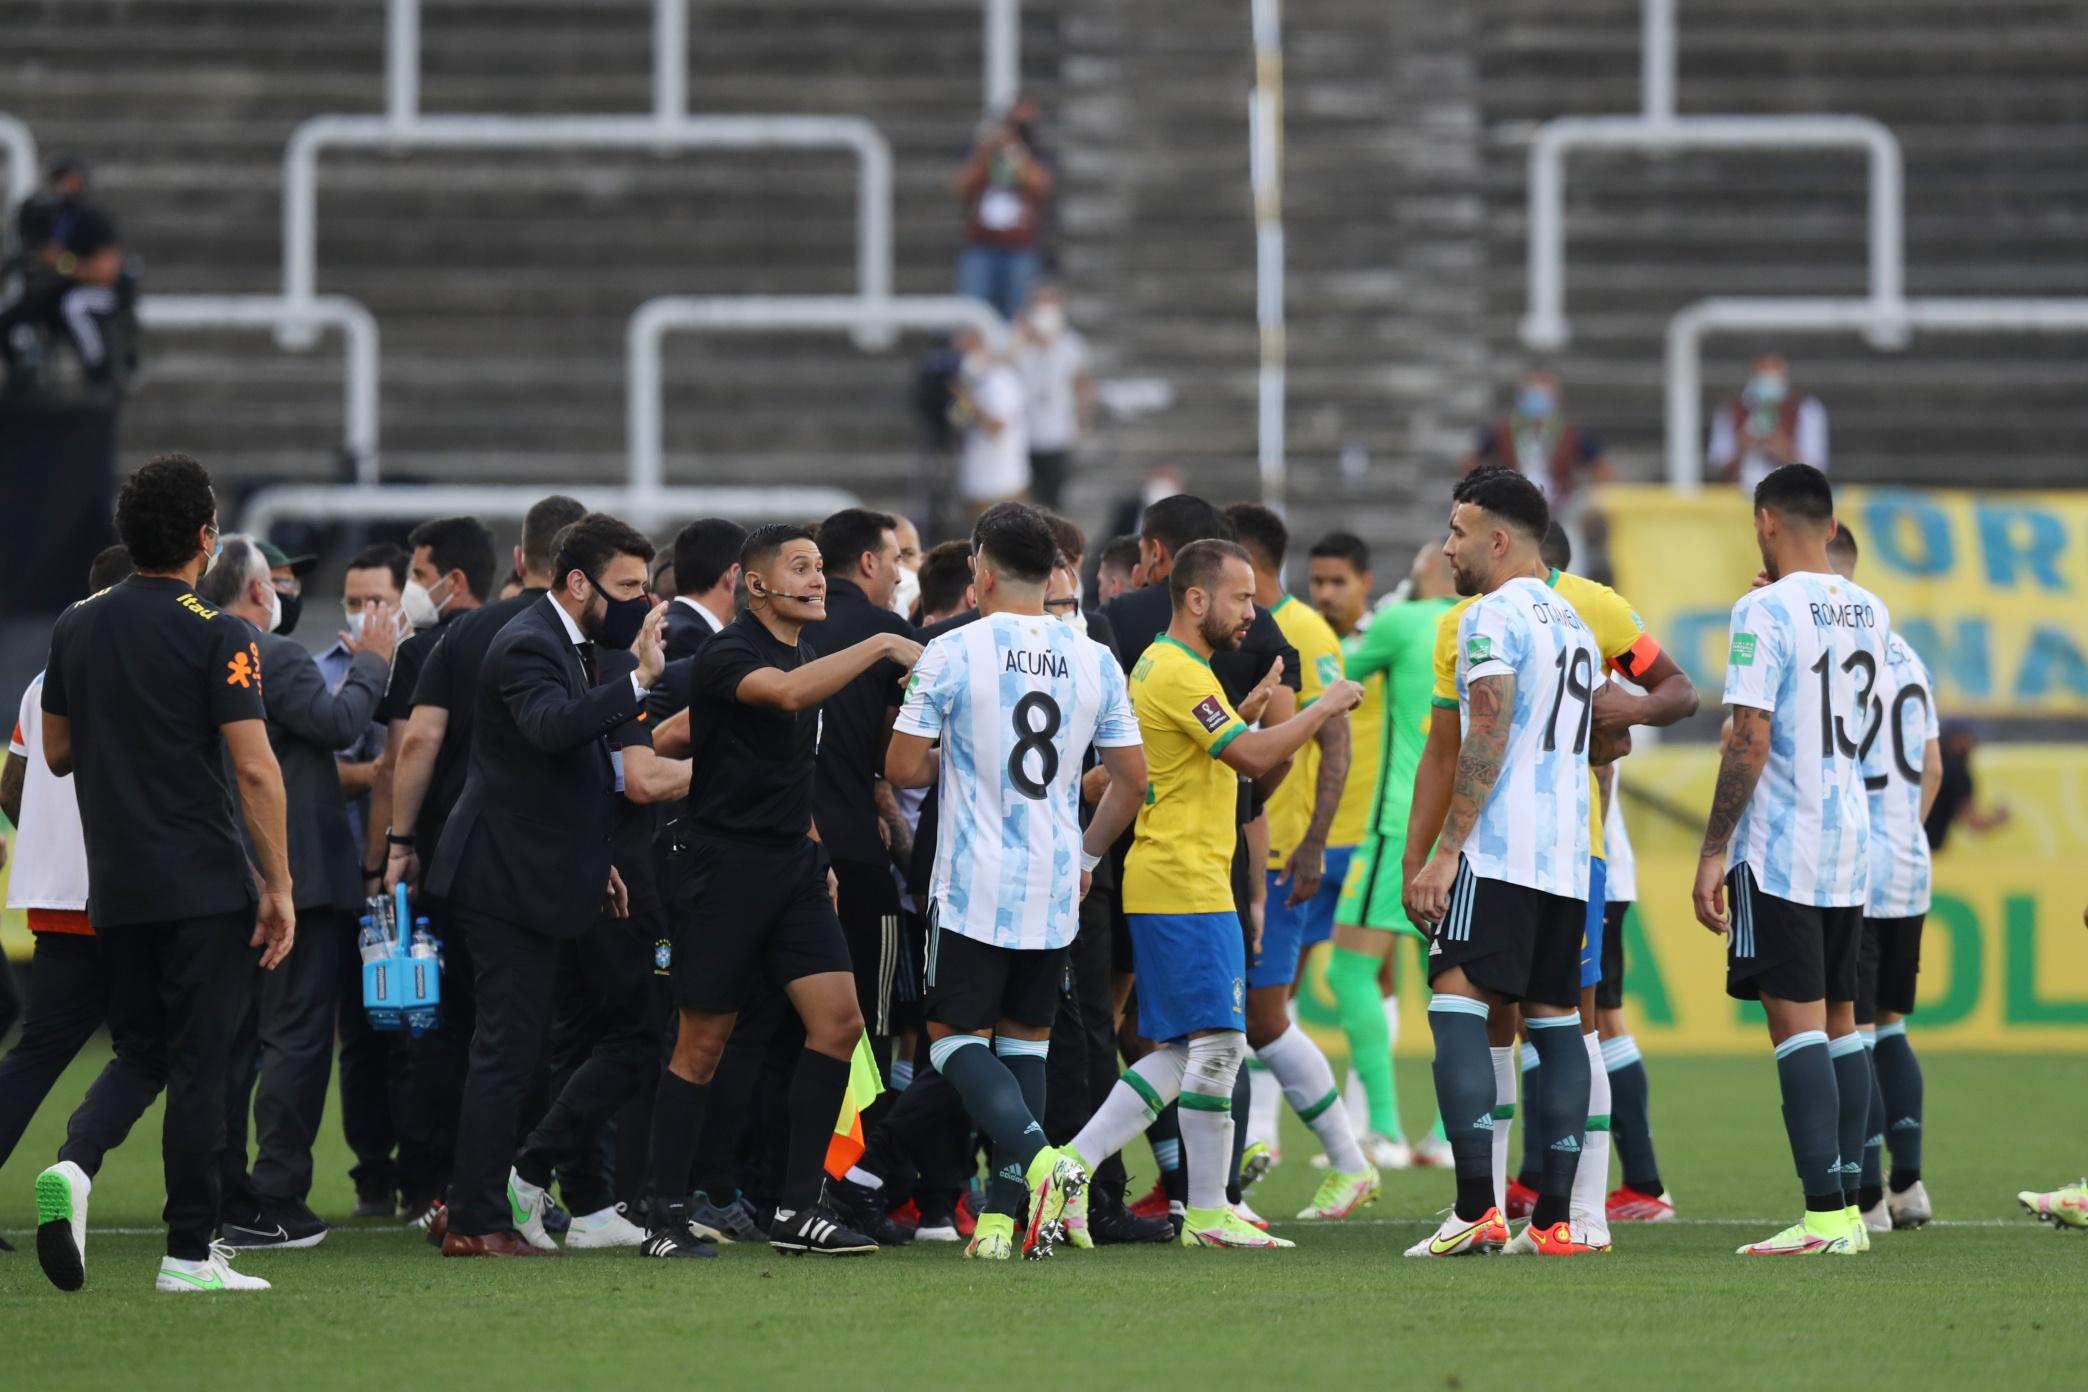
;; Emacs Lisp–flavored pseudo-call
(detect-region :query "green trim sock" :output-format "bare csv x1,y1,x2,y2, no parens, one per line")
1328,945,1399,1137
1181,1034,1245,1212
1258,1025,1365,1173
1516,1041,1544,1189
1069,1045,1187,1181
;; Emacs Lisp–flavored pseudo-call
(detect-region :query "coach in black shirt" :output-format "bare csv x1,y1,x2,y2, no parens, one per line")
801,508,914,1039
426,513,667,1257
640,523,920,1258
662,517,746,662
36,454,295,1294
198,535,395,1247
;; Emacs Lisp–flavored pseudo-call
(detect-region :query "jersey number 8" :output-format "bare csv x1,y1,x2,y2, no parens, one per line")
1009,691,1062,800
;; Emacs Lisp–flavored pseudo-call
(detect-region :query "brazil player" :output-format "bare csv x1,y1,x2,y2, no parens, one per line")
1405,468,1698,1241
1694,464,1891,1257
1824,526,1942,1233
1404,469,1627,1257
885,503,1148,1261
1319,534,1458,1168
1219,505,1380,1220
1061,540,1363,1249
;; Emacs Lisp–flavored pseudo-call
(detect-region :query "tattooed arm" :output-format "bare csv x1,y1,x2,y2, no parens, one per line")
1692,705,1771,934
1407,674,1513,924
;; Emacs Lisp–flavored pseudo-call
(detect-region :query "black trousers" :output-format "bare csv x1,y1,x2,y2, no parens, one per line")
398,898,476,1207
0,950,20,1040
0,931,162,1176
1047,888,1127,1192
225,907,344,1204
98,910,256,1261
833,857,902,1038
335,915,400,1201
515,909,664,1216
447,909,561,1237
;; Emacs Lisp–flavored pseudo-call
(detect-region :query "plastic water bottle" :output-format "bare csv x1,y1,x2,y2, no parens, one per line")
357,914,387,965
409,917,436,960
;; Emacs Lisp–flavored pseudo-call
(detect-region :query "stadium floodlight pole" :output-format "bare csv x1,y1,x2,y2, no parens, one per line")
1249,0,1286,510
627,293,1004,525
1665,295,2088,489
983,0,1021,114
277,113,896,352
138,294,383,485
0,112,36,215
239,483,863,539
1521,0,1907,354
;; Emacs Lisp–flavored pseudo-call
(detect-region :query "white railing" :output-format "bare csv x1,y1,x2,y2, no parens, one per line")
137,295,382,483
1248,0,1285,510
0,113,35,220
627,293,1003,499
1522,0,1906,353
983,0,1022,114
1665,297,2088,489
238,482,861,539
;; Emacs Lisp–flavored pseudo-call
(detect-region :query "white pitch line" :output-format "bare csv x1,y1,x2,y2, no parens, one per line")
0,1218,2035,1237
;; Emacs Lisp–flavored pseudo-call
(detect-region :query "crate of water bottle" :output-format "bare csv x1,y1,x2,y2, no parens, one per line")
361,883,442,1033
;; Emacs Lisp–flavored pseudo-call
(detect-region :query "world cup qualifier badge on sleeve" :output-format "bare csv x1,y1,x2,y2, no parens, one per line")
1192,695,1229,733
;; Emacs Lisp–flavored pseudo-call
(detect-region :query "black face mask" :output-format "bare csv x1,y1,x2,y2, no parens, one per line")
586,576,649,651
274,590,302,637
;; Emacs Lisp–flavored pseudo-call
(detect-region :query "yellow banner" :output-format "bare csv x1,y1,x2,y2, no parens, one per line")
1600,484,2088,717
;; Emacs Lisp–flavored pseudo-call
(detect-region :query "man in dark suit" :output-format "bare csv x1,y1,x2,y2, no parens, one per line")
426,513,668,1258
196,535,398,1248
662,517,746,662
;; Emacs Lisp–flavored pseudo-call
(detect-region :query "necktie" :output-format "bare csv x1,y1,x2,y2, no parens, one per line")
576,640,598,685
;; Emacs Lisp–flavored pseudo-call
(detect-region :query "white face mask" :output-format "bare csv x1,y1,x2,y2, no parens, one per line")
400,577,443,629
890,564,921,618
345,610,368,640
261,583,283,635
1030,304,1065,338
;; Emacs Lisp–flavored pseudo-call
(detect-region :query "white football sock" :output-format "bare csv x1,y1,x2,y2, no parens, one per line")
1246,1055,1283,1149
1180,1033,1246,1211
1490,1045,1516,1213
1070,1044,1187,1172
1571,1030,1613,1241
1343,1068,1370,1141
1259,1025,1366,1173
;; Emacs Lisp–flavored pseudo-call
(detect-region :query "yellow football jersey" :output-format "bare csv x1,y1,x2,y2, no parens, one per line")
1124,636,1249,915
1327,664,1382,849
1263,595,1347,866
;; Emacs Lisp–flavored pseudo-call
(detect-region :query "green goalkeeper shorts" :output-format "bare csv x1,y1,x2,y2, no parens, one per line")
1335,829,1425,940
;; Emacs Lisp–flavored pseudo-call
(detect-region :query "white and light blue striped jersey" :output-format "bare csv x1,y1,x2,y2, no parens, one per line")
1453,576,1603,900
1864,633,1939,919
895,610,1141,950
1721,571,1893,908
1603,773,1637,904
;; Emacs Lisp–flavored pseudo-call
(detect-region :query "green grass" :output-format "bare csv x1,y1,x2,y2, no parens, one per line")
1,1047,2082,1391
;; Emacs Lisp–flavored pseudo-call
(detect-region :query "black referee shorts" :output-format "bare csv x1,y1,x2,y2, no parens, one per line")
1856,914,1926,1024
1724,865,1860,1005
1595,901,1630,1010
669,834,854,1015
1426,856,1584,1009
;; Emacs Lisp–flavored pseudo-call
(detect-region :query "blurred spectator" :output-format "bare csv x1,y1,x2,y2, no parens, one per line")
1104,464,1185,549
951,325,1028,511
1095,534,1141,604
913,539,975,624
1,157,135,396
1460,370,1610,511
889,515,923,617
1708,353,1829,493
1925,722,2012,852
952,96,1054,320
254,540,316,638
1015,285,1094,512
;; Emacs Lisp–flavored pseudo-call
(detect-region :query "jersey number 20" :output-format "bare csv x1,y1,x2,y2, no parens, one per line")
1009,692,1062,799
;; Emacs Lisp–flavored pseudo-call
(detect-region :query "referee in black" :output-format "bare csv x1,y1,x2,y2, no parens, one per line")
36,454,296,1294
640,523,920,1259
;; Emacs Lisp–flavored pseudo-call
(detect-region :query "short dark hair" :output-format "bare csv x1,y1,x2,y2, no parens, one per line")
917,540,975,619
521,495,587,574
1827,521,1859,564
742,522,818,575
1541,521,1572,572
88,544,133,591
1170,538,1251,608
1308,531,1369,574
1222,502,1288,571
347,542,408,592
553,513,656,586
816,508,899,581
973,502,1059,586
1140,493,1226,557
407,516,497,602
1038,509,1087,567
1755,463,1834,527
115,453,216,572
1453,465,1550,541
1098,534,1141,578
674,518,749,595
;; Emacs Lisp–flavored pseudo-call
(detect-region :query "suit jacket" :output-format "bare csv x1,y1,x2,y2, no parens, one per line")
663,597,725,663
426,596,644,940
254,631,389,912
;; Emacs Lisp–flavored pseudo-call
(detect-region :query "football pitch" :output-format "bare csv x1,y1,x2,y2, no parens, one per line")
1,1047,2080,1392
